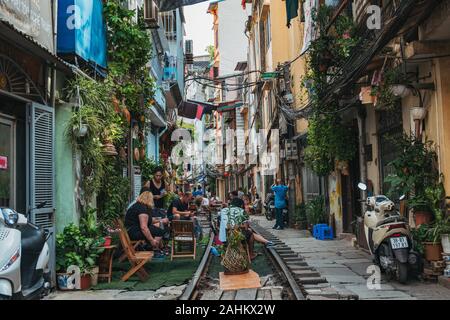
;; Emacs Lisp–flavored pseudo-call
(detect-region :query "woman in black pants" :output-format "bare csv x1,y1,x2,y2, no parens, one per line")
125,191,169,257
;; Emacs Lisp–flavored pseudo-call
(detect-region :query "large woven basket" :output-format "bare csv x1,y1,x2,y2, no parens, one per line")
221,241,250,275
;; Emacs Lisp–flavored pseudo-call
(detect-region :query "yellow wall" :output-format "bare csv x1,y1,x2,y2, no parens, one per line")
430,57,450,194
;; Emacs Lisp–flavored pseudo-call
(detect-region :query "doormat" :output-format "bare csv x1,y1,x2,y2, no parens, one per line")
219,270,261,291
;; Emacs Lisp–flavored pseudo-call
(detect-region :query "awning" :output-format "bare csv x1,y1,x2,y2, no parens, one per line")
187,99,217,114
157,0,210,12
148,105,167,128
165,82,183,109
178,101,199,119
0,22,72,74
217,101,244,112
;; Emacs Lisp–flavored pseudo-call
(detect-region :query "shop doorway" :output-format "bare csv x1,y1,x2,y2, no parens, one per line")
341,122,360,234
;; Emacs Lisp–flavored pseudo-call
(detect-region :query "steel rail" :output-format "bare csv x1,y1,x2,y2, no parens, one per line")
179,232,214,300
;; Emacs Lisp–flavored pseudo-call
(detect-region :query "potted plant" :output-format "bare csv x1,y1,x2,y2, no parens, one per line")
385,134,439,226
221,212,250,275
56,223,104,290
306,195,327,230
421,223,444,262
419,185,449,261
294,203,307,230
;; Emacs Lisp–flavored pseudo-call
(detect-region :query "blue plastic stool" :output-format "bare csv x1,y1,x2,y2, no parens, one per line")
313,224,328,238
317,225,334,240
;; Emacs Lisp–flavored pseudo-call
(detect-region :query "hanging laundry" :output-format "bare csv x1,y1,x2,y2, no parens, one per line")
286,0,300,28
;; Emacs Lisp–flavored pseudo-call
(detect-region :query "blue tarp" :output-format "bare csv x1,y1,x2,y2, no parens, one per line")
57,0,107,69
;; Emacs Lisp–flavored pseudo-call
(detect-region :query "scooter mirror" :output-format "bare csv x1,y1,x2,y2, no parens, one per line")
399,195,406,201
357,183,367,191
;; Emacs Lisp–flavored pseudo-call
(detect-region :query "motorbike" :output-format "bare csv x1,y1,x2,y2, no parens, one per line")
0,202,51,300
358,183,421,284
264,193,275,221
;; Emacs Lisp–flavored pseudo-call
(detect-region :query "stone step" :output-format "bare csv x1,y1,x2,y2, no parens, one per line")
296,277,328,285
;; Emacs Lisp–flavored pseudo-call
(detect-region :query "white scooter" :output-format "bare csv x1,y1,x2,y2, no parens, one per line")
358,183,421,284
0,202,51,300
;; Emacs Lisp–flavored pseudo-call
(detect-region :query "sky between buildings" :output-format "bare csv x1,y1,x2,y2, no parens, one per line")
184,2,214,56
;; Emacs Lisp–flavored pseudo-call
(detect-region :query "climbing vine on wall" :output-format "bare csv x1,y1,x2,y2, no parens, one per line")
303,5,359,176
65,1,156,214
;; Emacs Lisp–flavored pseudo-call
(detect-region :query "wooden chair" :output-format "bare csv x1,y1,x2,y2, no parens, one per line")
115,219,153,282
118,239,145,263
171,220,196,261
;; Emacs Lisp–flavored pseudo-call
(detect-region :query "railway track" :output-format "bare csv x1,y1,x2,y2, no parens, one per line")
180,216,358,300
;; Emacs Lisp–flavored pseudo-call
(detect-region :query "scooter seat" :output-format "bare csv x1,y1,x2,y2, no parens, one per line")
20,223,46,254
376,216,407,227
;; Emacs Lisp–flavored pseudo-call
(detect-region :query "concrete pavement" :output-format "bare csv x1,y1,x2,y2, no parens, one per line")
253,215,450,300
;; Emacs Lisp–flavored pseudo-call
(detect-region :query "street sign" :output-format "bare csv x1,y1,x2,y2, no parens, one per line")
0,156,7,169
261,72,279,80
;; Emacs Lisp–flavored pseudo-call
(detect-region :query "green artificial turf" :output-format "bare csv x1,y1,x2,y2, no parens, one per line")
207,243,273,279
93,243,207,291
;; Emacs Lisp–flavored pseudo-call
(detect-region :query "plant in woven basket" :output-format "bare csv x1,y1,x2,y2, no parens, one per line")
221,227,250,274
220,207,251,274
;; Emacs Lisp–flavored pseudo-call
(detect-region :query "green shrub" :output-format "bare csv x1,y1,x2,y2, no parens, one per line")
306,196,327,226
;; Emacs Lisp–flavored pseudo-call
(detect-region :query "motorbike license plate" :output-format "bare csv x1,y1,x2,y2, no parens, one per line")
270,205,275,209
390,237,408,249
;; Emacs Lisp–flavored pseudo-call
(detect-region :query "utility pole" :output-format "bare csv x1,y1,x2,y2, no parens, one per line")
281,63,297,226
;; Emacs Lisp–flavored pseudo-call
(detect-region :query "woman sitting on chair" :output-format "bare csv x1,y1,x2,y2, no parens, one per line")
125,191,169,257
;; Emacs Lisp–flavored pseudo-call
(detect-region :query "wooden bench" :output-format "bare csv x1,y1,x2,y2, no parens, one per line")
115,219,153,282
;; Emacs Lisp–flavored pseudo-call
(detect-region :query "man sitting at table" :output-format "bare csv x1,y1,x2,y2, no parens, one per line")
167,191,203,239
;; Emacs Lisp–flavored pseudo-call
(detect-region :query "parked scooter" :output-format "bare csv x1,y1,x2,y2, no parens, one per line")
264,193,275,221
0,202,51,300
358,183,421,283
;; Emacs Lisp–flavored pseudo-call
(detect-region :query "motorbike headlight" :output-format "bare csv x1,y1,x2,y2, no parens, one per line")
1,208,19,227
0,248,20,272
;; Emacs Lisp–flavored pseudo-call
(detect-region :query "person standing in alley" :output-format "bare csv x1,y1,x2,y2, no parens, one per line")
271,179,289,230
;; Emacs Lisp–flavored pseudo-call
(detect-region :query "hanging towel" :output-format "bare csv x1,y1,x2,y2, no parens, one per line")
286,0,300,28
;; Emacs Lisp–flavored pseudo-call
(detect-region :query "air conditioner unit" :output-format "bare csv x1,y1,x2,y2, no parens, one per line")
143,0,159,29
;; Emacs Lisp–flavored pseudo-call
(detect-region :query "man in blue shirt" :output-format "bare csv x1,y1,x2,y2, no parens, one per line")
271,179,289,230
193,185,203,197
